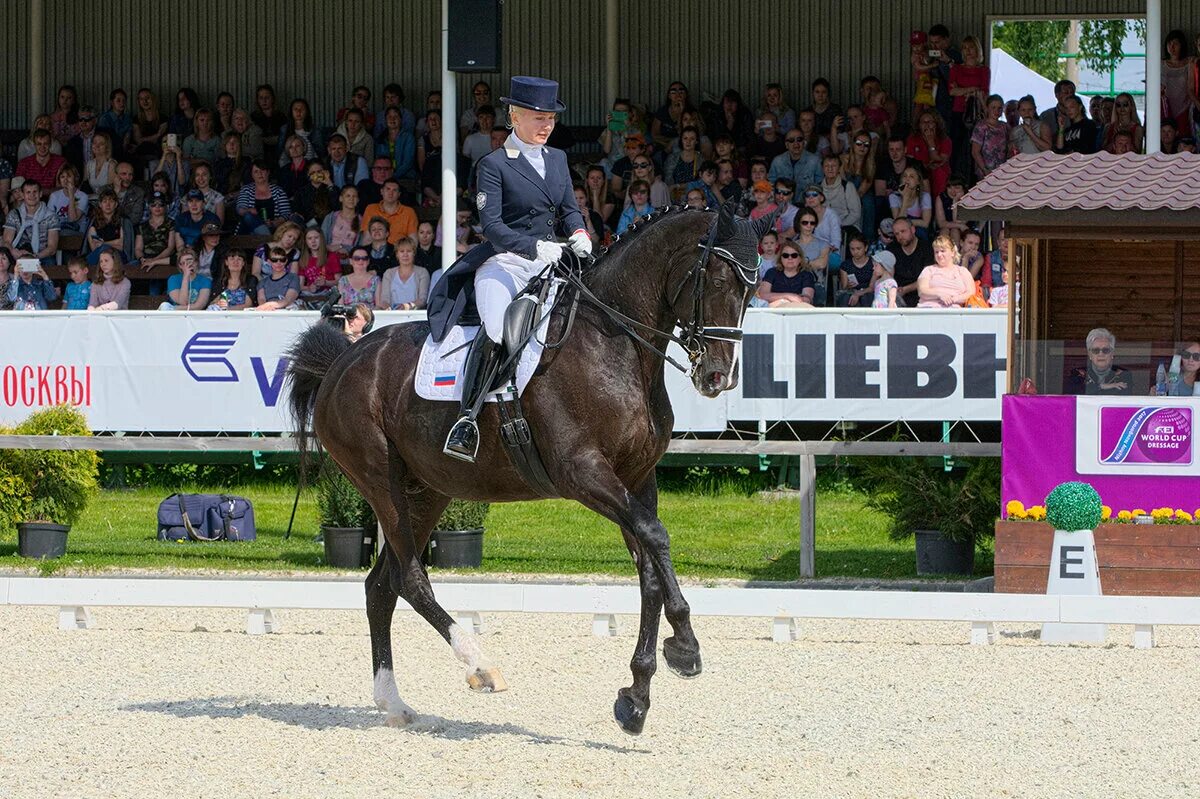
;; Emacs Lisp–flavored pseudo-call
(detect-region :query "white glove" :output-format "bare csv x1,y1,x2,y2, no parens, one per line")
568,229,592,258
535,240,564,264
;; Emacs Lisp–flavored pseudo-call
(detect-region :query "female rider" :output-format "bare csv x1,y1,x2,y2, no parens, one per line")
431,76,590,462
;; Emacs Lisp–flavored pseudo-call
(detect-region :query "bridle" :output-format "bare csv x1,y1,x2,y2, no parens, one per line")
550,210,756,378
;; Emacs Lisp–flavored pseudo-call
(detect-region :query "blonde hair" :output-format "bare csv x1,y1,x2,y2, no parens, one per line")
932,233,960,264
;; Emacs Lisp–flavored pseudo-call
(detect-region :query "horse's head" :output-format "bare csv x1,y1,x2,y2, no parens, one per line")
670,203,776,397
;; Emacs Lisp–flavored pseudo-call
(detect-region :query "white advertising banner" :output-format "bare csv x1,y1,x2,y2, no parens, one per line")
0,308,1007,432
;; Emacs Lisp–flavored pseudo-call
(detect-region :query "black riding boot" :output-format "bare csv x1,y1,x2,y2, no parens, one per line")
443,336,504,462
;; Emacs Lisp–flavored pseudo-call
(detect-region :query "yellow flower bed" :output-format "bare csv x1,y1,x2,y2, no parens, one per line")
1005,503,1200,525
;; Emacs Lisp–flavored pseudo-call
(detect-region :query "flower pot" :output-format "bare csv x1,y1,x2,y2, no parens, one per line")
17,522,70,560
914,529,975,576
428,528,484,568
322,526,372,569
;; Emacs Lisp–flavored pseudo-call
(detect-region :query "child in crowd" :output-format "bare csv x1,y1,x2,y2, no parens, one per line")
684,188,706,210
989,263,1009,308
748,180,777,221
64,256,92,310
870,250,898,308
838,233,875,307
934,176,969,246
686,161,720,208
757,230,779,278
867,217,894,257
910,30,937,117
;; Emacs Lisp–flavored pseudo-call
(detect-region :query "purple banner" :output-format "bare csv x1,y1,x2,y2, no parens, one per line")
1002,395,1200,515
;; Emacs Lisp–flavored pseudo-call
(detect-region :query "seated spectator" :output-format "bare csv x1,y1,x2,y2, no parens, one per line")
168,88,200,140
828,105,878,156
189,161,225,224
230,108,265,159
869,250,899,308
609,134,650,196
277,134,314,197
16,131,67,199
685,161,721,208
886,217,933,306
1160,119,1180,154
888,166,932,238
770,179,799,235
84,132,118,194
960,229,987,285
934,176,969,246
131,89,167,179
1179,136,1197,153
684,188,706,209
413,220,440,275
584,165,619,231
664,127,704,190
460,104,495,171
356,157,393,211
768,130,821,194
756,239,815,306
48,164,89,235
746,179,777,223
757,229,779,278
4,180,59,265
805,78,843,137
63,256,92,310
18,115,63,163
416,110,445,206
712,136,748,186
622,158,669,211
868,216,895,257
971,95,1009,179
195,222,224,277
98,90,133,157
0,247,16,310
792,207,830,285
251,84,288,163
377,238,429,310
159,247,212,310
155,135,188,192
278,98,323,164
1053,95,1099,155
182,108,221,171
373,83,415,137
837,233,875,307
710,89,756,150
337,85,377,131
616,181,656,234
874,135,922,222
573,184,605,249
364,216,398,274
1110,132,1135,154
757,83,795,134
819,155,861,234
1010,96,1052,155
64,106,101,174
50,85,81,146
987,225,1007,287
292,162,338,227
906,111,952,198
1066,328,1132,395
598,98,634,177
361,179,418,245
84,187,126,265
793,110,823,156
214,92,236,135
415,90,442,139
1150,341,1200,396
175,189,220,248
11,258,60,310
325,134,367,189
113,162,145,225
135,191,175,268
988,262,1010,309
145,172,178,221
236,159,292,234
434,200,479,256
802,185,842,264
256,246,302,310
322,185,361,256
338,244,382,306
207,248,257,311
337,108,374,162
749,111,786,161
916,234,975,308
299,227,342,299
86,249,130,310
251,222,303,278
713,159,743,207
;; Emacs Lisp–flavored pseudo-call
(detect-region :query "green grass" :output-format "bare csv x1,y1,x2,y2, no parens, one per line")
0,483,993,580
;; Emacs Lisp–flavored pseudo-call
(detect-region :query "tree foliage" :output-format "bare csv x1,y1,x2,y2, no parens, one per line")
1078,19,1146,73
993,18,1147,80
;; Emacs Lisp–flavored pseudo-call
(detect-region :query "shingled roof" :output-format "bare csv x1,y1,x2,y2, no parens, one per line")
957,152,1200,228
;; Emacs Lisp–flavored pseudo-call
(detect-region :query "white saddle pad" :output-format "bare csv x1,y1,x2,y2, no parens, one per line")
415,281,559,403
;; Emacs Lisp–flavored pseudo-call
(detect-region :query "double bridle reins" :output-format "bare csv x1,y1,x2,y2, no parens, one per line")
547,215,757,378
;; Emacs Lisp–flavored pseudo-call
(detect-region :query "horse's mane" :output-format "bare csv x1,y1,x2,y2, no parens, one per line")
589,205,710,273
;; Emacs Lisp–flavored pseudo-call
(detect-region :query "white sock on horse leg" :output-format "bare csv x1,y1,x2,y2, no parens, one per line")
449,622,493,672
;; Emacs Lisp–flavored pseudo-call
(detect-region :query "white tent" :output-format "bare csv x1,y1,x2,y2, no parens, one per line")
990,47,1095,116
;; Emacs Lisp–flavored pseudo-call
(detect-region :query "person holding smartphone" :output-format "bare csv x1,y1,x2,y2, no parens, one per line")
12,257,59,309
598,98,633,177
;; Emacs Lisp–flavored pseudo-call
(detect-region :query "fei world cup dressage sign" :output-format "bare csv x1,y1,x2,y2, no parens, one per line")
0,309,1006,433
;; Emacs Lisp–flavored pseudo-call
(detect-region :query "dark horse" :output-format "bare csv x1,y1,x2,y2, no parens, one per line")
286,204,771,734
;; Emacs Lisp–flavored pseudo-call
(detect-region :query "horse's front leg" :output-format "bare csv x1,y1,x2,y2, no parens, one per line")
564,459,701,734
614,474,664,735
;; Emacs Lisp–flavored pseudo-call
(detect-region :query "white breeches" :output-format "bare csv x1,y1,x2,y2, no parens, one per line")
474,252,543,344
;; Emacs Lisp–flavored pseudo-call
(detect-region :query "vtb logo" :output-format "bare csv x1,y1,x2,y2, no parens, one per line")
181,332,289,407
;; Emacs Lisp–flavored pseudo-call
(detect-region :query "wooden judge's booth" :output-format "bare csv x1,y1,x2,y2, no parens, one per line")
959,152,1200,596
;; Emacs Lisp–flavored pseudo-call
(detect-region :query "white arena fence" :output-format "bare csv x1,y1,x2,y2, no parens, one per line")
2,576,1192,649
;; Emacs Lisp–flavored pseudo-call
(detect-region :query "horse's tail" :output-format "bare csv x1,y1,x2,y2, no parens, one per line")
285,321,351,481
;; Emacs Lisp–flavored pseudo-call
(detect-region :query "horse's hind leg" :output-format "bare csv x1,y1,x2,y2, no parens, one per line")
365,546,417,726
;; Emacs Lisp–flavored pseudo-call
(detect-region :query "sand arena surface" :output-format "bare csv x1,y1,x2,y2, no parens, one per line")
2,605,1198,798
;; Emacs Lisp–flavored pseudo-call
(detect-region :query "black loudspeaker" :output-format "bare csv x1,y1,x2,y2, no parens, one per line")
448,0,503,73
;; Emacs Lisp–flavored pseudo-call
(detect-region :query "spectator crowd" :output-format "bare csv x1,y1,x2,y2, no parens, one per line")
2,23,1198,313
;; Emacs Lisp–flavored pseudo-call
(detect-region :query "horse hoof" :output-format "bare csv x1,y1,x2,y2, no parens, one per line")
385,707,417,727
467,667,509,693
613,688,648,735
663,636,703,678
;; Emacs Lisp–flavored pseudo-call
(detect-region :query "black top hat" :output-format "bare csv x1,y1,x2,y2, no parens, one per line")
500,76,566,113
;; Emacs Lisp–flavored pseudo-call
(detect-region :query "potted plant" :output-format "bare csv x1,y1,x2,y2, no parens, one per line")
315,460,376,569
0,405,99,559
427,499,490,568
864,457,999,576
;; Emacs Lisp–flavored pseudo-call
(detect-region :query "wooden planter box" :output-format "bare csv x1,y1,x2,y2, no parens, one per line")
995,520,1200,596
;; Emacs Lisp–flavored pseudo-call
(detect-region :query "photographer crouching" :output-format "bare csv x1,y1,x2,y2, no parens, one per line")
320,296,375,342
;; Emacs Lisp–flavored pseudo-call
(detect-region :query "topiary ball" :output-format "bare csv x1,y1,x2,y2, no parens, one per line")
1045,481,1103,532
